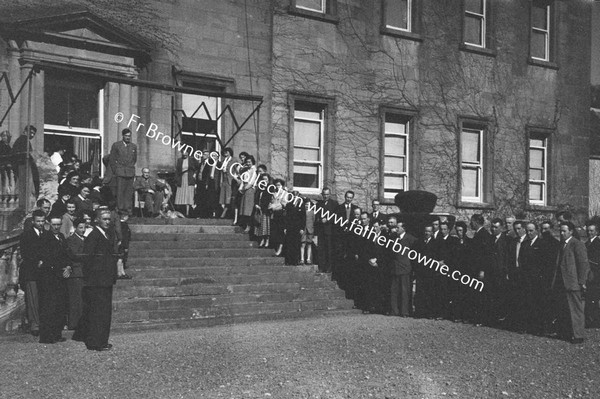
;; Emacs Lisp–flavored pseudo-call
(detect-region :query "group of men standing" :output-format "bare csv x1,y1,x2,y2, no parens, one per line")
19,208,121,351
314,186,596,344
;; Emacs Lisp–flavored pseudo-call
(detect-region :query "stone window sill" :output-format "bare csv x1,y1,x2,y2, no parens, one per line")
380,26,422,42
459,43,496,57
457,201,495,210
288,6,339,24
528,58,559,70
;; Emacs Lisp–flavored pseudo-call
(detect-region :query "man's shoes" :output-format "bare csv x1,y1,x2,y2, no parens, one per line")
118,274,132,280
72,335,85,342
571,338,584,345
31,330,39,337
54,337,67,343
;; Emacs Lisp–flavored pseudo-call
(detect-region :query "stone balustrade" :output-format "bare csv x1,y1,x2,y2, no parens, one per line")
0,234,23,332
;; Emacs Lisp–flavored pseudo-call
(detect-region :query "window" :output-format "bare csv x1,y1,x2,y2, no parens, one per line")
460,127,484,202
180,82,223,153
44,69,104,175
529,135,547,205
384,0,412,32
293,102,324,192
296,0,326,13
531,2,550,61
290,0,337,22
464,0,486,47
383,114,409,200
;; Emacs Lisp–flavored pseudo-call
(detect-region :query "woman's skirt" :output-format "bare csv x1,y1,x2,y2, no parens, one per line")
256,212,271,237
270,211,285,246
240,187,256,216
175,175,195,206
219,178,232,205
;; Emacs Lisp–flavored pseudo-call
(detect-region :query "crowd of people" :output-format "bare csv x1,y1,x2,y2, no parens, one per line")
13,127,599,349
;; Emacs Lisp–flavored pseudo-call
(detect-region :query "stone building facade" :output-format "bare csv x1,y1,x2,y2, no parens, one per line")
0,0,592,223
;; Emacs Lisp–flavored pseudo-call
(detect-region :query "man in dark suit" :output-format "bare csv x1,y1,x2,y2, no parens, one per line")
19,209,47,336
431,218,441,241
134,168,167,217
109,129,137,215
520,222,547,334
490,218,510,325
469,214,493,325
38,216,71,344
437,221,459,320
413,225,437,319
552,221,589,343
369,199,387,226
66,218,86,330
585,222,600,327
333,190,358,286
386,217,417,317
507,220,528,331
73,209,119,351
315,187,338,273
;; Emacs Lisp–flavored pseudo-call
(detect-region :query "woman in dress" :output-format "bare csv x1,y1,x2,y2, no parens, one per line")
238,155,257,232
58,171,81,198
268,179,288,256
284,190,304,266
232,151,249,226
218,147,234,218
175,151,198,217
253,173,272,247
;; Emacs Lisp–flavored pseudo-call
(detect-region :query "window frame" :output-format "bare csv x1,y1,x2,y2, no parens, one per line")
288,94,335,195
384,0,412,33
381,112,411,202
292,104,324,194
380,0,422,41
43,70,105,176
460,126,484,203
530,3,550,62
463,0,486,48
526,127,554,209
528,135,547,206
289,0,339,24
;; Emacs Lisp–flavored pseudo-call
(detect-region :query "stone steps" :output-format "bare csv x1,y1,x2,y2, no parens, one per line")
110,218,356,331
129,240,258,249
127,256,285,268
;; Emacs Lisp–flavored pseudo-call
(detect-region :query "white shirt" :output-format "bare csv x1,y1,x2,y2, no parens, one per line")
50,152,63,172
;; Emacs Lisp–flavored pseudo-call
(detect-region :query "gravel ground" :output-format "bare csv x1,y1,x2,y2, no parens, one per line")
1,314,599,399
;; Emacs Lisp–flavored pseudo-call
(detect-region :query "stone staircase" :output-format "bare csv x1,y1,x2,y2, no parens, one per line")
111,218,356,331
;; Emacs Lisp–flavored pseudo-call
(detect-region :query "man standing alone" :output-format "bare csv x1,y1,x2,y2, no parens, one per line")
73,209,119,351
109,129,137,215
552,221,589,344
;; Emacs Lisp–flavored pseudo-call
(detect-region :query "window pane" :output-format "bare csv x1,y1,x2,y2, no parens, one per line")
294,121,320,147
529,168,543,180
461,130,481,163
384,175,406,190
532,5,548,29
529,148,544,169
385,121,406,134
295,110,321,120
295,148,320,162
182,94,218,119
385,136,406,156
530,138,545,147
297,0,324,12
386,0,409,30
531,31,547,59
294,163,319,188
462,168,479,198
465,0,484,14
385,156,405,173
464,15,483,46
45,78,99,129
529,183,543,201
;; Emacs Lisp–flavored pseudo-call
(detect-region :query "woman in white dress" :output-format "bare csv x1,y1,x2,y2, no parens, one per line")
175,152,198,217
